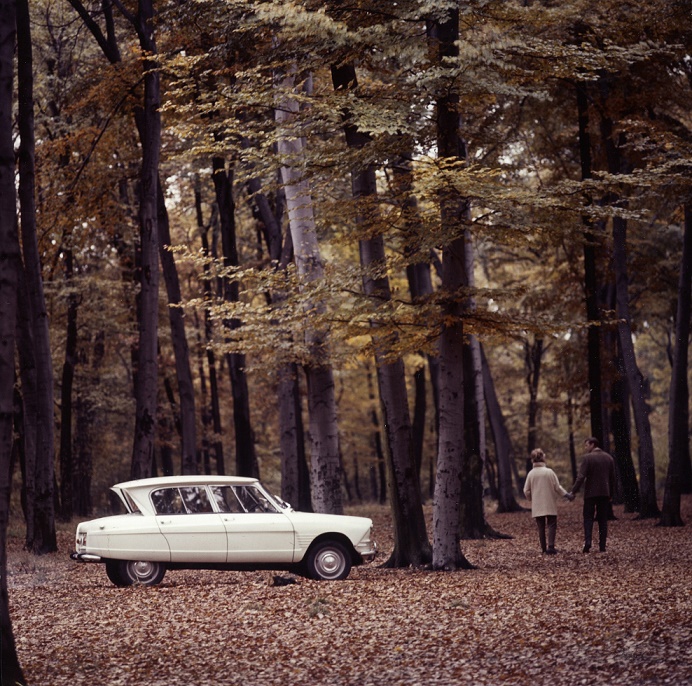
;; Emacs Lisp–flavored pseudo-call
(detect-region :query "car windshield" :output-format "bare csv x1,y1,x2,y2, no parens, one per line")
211,485,279,514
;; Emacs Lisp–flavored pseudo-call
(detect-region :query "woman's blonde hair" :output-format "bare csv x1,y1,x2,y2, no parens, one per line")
530,448,545,463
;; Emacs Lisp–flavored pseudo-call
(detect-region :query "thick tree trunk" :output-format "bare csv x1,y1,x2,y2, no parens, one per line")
17,0,57,552
212,157,259,479
659,203,692,526
481,346,523,513
130,0,161,480
157,180,197,475
0,1,28,678
275,71,343,514
428,5,474,570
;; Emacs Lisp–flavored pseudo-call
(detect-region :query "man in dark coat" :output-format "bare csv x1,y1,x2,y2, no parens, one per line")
567,437,616,552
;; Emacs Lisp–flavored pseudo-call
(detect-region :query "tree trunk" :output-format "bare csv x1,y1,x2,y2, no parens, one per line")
428,5,474,570
0,0,28,677
59,248,78,520
610,338,640,512
599,104,660,518
212,157,259,478
525,336,544,472
481,346,523,513
612,215,659,517
157,180,197,475
278,363,312,511
130,0,161,480
576,80,606,444
332,62,431,566
659,203,692,526
275,70,343,514
17,0,57,553
194,179,225,475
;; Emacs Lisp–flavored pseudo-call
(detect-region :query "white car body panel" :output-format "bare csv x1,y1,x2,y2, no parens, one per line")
72,475,376,582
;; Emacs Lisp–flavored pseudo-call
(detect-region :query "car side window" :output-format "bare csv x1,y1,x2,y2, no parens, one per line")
233,486,279,513
211,486,244,513
151,488,186,515
180,487,213,513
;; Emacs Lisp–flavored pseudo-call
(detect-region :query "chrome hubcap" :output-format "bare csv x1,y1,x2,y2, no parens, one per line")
129,561,156,581
316,549,345,578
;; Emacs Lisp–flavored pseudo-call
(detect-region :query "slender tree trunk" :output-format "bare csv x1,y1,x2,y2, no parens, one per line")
428,5,474,570
157,180,197,474
481,346,523,513
212,157,259,478
195,179,225,475
17,0,57,552
659,203,692,526
59,248,78,520
0,0,28,677
610,339,640,512
130,0,161,480
576,80,606,444
275,70,343,514
612,216,659,517
278,363,311,511
599,105,660,518
525,336,544,468
332,62,431,566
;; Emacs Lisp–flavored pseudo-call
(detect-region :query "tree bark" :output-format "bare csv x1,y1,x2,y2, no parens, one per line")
194,179,225,475
17,0,57,553
659,203,692,526
576,80,606,444
212,157,259,478
612,215,659,517
332,62,431,566
481,346,523,513
157,180,198,475
429,6,475,570
59,248,78,520
130,0,161,480
275,70,343,514
0,0,28,677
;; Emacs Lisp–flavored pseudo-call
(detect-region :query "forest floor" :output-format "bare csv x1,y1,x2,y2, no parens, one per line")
6,495,692,686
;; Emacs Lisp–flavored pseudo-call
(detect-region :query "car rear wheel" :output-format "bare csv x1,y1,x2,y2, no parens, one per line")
105,560,130,587
118,560,166,586
306,540,352,580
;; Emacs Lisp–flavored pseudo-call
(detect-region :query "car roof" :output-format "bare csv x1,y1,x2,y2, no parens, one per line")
112,475,260,491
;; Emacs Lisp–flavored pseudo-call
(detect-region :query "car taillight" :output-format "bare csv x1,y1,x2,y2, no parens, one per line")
76,532,87,552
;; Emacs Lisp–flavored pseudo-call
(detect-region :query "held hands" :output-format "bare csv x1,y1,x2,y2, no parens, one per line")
564,492,576,502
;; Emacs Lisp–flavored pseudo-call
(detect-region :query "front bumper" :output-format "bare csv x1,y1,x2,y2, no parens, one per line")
356,540,378,563
70,552,103,563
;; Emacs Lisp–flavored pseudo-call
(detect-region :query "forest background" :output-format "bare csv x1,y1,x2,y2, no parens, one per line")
1,0,692,682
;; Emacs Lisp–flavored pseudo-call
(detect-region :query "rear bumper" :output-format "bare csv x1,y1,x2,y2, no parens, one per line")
70,552,103,563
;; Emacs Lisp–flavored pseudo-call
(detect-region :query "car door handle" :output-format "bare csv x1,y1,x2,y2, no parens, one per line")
158,519,172,525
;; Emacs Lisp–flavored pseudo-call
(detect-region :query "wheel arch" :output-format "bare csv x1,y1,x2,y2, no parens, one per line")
304,532,360,564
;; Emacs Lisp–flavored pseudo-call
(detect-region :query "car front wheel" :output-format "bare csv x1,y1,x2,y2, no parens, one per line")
306,540,352,580
114,560,166,586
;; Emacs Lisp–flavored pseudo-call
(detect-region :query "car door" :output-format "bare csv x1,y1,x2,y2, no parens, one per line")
211,485,295,563
153,486,227,563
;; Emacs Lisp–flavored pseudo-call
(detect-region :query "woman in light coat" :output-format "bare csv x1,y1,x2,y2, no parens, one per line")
523,448,570,554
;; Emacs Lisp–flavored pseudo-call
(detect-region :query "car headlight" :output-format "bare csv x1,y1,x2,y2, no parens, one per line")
76,531,87,552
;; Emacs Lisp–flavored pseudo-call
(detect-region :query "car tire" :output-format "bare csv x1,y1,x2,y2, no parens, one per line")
120,560,166,586
105,560,130,587
305,540,352,580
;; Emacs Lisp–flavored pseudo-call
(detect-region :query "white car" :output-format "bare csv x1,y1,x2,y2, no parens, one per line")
71,475,377,585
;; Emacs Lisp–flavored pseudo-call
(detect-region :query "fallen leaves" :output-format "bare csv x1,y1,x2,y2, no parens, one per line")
6,496,692,686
